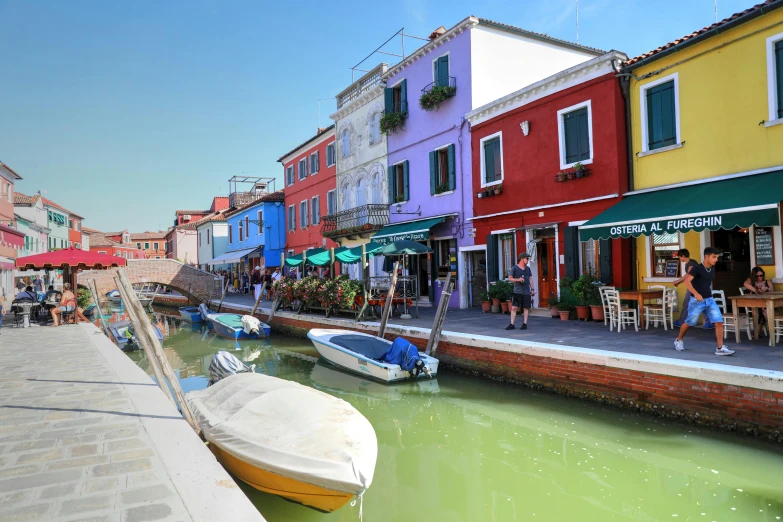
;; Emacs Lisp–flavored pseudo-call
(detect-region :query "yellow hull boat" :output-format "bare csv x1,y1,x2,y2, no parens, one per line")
209,443,353,512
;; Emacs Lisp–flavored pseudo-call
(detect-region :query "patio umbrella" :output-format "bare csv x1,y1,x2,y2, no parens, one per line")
15,247,127,290
375,240,433,256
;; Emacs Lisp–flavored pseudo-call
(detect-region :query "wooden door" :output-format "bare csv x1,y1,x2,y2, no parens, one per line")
537,237,557,306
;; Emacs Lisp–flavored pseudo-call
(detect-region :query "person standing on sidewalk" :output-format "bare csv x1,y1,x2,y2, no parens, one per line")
673,249,714,329
506,253,535,331
674,247,735,356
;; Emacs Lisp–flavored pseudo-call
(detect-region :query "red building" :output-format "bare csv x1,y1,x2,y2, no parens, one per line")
84,228,146,259
279,126,338,258
466,51,631,306
173,197,228,227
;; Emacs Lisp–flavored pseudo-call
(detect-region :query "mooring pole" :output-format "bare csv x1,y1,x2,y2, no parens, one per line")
425,271,453,356
88,279,111,338
378,261,399,338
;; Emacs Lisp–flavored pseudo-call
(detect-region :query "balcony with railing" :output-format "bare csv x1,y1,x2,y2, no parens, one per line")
321,204,390,240
420,77,456,111
336,63,388,110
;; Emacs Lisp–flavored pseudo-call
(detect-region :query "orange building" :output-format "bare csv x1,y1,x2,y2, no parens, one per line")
131,231,168,259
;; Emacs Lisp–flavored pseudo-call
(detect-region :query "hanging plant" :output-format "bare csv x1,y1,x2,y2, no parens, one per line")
435,183,450,194
380,112,406,135
419,85,457,111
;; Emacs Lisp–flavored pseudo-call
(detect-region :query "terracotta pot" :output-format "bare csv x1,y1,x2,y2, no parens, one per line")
500,300,509,313
550,306,559,317
481,301,491,312
559,310,572,321
491,297,501,307
590,305,604,321
575,305,591,321
494,189,502,195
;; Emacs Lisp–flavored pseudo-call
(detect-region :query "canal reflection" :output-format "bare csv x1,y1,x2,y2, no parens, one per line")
115,309,783,522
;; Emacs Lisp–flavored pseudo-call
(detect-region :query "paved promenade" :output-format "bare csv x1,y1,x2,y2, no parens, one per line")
0,322,264,522
214,292,783,372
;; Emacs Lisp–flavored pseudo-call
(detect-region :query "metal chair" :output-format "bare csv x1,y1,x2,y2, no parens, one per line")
60,298,77,325
605,289,638,332
644,287,677,330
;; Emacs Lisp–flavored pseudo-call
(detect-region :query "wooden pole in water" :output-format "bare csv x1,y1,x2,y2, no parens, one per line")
88,279,111,339
112,276,173,404
425,271,453,356
115,270,200,435
216,277,230,313
250,279,264,316
378,261,400,338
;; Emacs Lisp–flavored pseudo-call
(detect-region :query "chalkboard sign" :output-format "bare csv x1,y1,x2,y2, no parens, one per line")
755,227,775,265
665,259,680,278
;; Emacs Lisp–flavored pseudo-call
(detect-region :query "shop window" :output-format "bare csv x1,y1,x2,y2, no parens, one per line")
435,239,457,281
499,234,515,279
581,239,601,279
651,232,679,276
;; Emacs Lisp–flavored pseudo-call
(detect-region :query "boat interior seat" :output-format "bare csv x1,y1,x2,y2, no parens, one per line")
330,335,390,360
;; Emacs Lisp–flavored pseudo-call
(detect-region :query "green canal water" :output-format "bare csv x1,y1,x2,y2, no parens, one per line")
115,309,783,522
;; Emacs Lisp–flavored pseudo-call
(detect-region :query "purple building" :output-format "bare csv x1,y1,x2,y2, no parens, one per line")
376,17,601,308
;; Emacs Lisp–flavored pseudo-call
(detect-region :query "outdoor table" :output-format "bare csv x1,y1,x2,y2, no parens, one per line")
618,289,664,327
727,292,783,347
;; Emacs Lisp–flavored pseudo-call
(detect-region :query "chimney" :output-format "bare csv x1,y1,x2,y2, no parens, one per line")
428,26,447,41
317,127,326,134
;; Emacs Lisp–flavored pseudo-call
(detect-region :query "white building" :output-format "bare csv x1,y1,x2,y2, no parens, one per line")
195,212,229,271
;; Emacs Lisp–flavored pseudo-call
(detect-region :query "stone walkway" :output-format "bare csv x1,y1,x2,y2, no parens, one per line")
215,293,783,372
0,322,264,522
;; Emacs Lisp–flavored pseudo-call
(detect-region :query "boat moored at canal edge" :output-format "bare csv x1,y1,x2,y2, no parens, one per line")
178,306,204,323
108,319,163,351
199,304,270,339
307,328,438,383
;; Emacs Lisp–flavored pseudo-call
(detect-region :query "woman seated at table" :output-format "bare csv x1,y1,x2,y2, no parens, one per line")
744,266,773,295
51,283,76,327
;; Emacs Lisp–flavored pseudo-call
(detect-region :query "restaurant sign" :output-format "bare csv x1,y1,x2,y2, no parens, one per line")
372,231,429,245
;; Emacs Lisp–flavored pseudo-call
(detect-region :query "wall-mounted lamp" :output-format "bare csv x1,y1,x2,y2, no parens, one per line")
520,121,530,136
395,204,421,216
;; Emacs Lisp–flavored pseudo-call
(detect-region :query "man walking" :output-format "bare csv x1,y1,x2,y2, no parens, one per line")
506,253,535,331
673,248,714,329
674,247,735,356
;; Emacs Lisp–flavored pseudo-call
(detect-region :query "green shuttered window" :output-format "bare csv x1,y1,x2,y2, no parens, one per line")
646,80,677,150
384,80,408,114
483,137,502,184
776,40,783,119
562,107,590,164
429,145,456,194
388,161,409,203
434,55,449,87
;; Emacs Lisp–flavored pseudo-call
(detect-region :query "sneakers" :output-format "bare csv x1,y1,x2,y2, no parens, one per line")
505,324,515,330
715,346,736,356
520,324,528,330
674,339,684,351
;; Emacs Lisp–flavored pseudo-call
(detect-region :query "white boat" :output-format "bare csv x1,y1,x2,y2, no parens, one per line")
306,328,438,383
186,372,377,512
309,361,440,401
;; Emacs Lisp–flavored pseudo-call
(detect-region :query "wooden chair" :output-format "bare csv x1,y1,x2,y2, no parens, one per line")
598,286,615,326
644,287,677,330
605,289,637,332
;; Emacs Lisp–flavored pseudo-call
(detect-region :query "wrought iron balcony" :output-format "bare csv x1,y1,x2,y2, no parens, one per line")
421,76,457,94
321,204,390,239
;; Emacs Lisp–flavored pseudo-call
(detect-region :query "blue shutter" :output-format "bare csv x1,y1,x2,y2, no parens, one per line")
486,234,499,283
384,88,393,114
437,56,449,87
403,160,410,201
776,40,783,119
429,151,437,195
447,144,456,190
484,140,496,184
647,81,676,150
563,107,590,164
388,165,395,204
400,79,408,113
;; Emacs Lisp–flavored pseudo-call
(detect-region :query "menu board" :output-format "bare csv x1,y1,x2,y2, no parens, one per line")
754,227,774,266
665,259,680,278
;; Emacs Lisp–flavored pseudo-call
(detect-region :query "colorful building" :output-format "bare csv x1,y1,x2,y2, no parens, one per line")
280,126,338,260
0,162,25,295
86,229,145,259
131,231,169,259
217,191,286,273
195,211,229,271
580,1,783,301
13,192,50,257
466,51,631,308
379,17,603,308
41,197,75,251
164,224,198,265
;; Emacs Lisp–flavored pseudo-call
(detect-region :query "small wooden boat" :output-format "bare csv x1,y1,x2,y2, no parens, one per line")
307,328,438,383
82,302,96,317
105,289,121,303
186,372,377,512
199,304,270,339
178,306,204,323
108,320,163,351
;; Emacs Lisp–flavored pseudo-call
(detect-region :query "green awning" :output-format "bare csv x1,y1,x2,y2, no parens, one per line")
284,248,326,267
579,171,783,241
305,247,350,267
372,217,447,245
335,242,383,264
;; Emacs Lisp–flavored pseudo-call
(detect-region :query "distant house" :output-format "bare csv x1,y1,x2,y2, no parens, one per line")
84,228,145,259
14,192,50,257
131,231,169,259
195,211,229,271
0,162,25,294
41,197,84,250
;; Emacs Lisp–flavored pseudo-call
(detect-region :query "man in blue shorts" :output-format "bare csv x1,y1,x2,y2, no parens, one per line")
674,247,735,356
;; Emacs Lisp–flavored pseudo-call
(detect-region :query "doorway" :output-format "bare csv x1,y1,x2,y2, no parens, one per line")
711,227,751,294
467,250,487,307
536,232,557,306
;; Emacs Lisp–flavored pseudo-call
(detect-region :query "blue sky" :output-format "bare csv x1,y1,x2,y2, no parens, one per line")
0,0,753,232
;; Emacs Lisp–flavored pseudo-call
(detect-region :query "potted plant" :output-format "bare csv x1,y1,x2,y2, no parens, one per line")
479,290,491,312
477,191,484,199
494,280,513,313
395,195,406,203
380,111,406,135
571,274,591,321
566,171,575,180
588,290,604,322
555,172,566,182
488,283,503,311
419,84,457,111
573,162,586,178
493,184,503,196
435,183,450,195
558,304,574,320
548,294,560,318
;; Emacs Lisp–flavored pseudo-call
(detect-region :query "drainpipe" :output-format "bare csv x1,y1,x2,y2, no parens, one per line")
618,63,637,289
457,117,467,240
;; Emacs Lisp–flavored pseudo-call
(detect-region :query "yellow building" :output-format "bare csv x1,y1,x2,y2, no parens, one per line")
581,1,783,304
